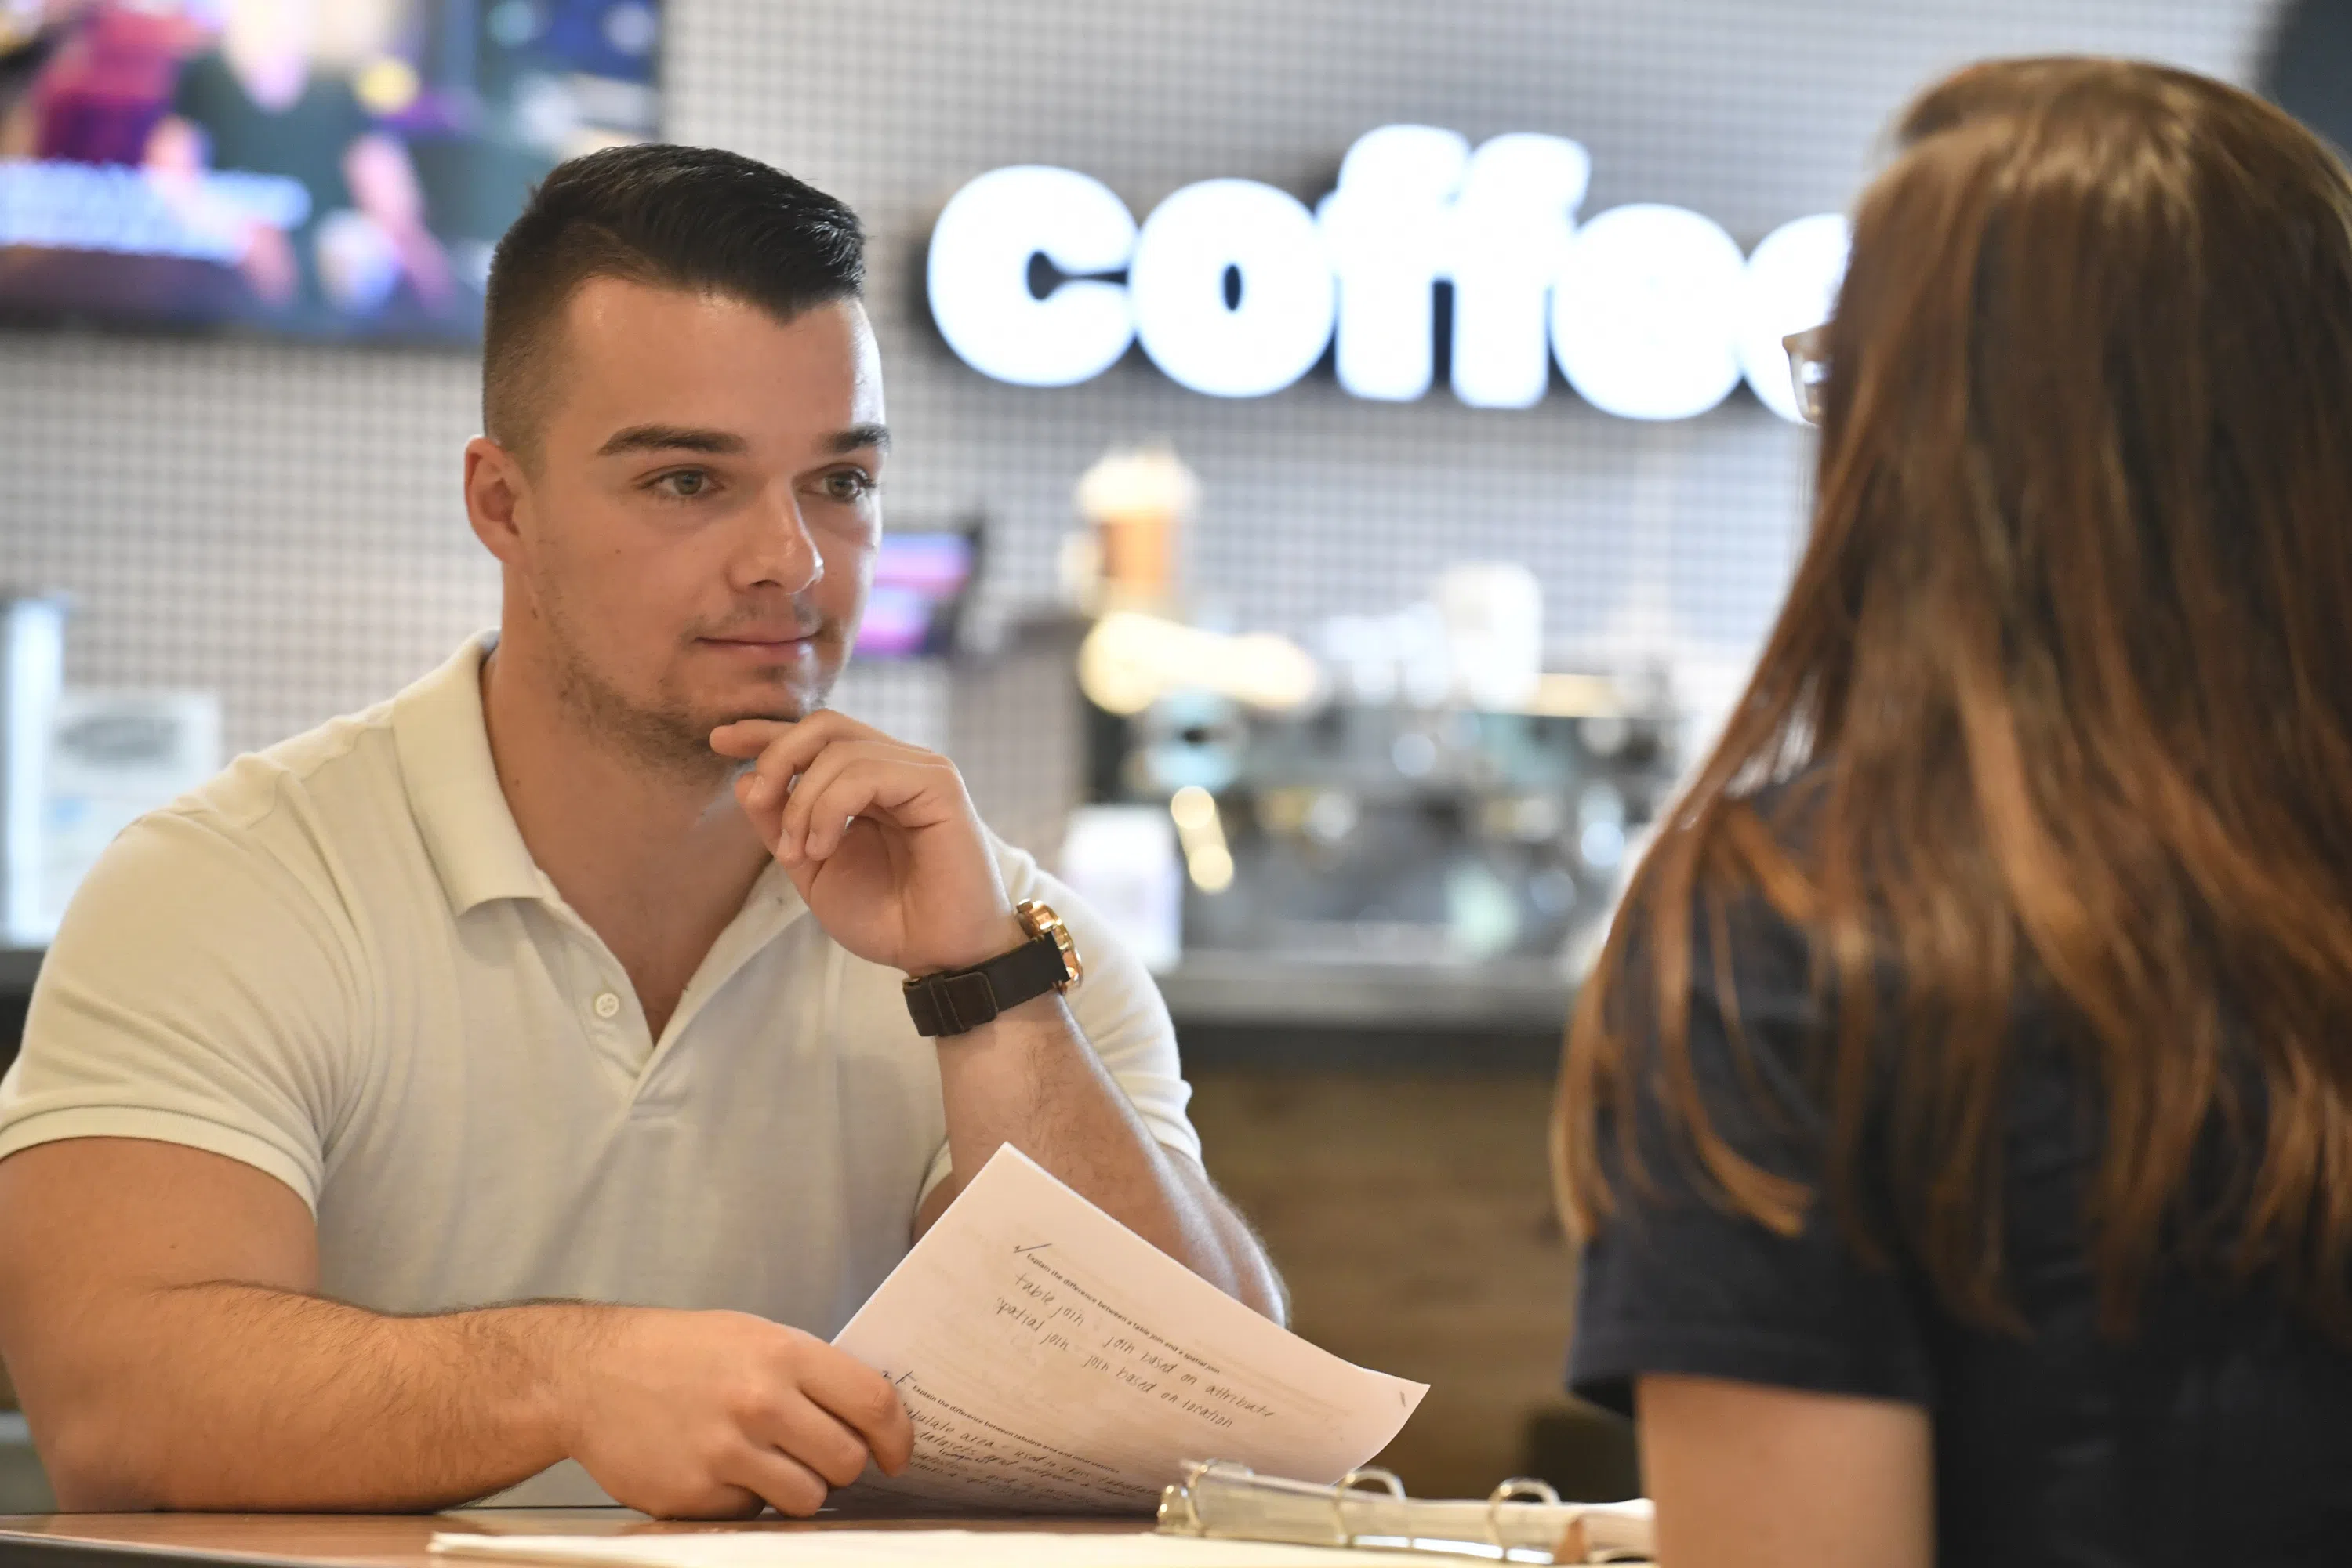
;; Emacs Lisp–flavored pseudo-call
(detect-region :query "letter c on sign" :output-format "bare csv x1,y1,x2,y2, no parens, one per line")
1129,179,1336,398
927,165,1138,387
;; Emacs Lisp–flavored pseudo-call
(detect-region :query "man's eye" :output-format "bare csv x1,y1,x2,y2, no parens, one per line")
655,470,711,499
825,470,876,503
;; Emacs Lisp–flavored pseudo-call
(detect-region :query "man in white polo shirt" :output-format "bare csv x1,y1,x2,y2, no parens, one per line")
0,144,1281,1517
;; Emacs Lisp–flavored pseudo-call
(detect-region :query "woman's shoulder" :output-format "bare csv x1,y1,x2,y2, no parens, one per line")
1612,772,1830,1015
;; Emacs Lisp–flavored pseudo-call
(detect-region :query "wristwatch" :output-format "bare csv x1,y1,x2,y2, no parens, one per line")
902,898,1083,1038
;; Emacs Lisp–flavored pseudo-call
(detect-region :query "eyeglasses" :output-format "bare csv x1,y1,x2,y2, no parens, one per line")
1782,323,1830,424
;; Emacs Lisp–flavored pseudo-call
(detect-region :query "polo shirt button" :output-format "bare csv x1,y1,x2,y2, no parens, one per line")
592,990,622,1020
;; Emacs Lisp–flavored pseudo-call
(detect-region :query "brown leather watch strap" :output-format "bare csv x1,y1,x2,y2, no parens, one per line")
902,931,1075,1037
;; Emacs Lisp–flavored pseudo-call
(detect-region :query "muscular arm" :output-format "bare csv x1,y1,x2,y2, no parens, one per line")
0,1138,563,1509
713,712,1284,1323
912,993,1287,1321
0,1138,909,1514
1635,1374,1933,1568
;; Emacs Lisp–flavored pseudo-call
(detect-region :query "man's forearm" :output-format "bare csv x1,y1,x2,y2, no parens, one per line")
930,995,1286,1319
41,1282,587,1510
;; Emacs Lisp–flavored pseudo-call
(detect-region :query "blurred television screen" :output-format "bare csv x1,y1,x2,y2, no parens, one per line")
855,530,976,661
0,0,660,341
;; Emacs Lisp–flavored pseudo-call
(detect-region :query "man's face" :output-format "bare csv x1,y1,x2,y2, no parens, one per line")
486,279,887,773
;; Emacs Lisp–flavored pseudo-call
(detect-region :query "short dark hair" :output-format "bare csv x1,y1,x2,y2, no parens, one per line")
481,143,866,458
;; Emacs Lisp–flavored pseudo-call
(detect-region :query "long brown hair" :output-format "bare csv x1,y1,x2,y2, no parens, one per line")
1556,57,2352,1337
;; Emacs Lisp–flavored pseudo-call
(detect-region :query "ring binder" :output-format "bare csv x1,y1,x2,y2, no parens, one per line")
1487,1478,1564,1555
1155,1457,1656,1564
1332,1468,1406,1546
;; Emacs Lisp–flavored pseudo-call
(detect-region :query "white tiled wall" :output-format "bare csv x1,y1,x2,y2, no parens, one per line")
0,0,2271,848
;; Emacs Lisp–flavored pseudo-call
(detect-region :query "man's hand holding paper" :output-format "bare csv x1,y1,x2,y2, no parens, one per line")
833,1146,1426,1512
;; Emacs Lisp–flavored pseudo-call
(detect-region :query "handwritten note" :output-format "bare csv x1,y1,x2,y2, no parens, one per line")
830,1146,1428,1512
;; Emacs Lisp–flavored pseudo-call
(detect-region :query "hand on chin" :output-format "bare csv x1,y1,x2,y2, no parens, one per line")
707,711,1022,976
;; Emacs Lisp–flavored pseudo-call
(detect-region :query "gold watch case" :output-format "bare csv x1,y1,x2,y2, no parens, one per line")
1016,898,1083,989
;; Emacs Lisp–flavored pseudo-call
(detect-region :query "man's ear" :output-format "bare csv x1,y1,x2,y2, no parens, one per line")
463,435,529,564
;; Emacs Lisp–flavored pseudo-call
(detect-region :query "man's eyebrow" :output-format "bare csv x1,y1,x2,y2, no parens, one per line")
828,423,891,455
595,425,749,458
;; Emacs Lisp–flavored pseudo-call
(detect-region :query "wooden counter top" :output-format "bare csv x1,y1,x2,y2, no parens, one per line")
0,1512,1147,1568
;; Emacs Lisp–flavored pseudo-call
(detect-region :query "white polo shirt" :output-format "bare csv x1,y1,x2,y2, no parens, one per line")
0,635,1202,1330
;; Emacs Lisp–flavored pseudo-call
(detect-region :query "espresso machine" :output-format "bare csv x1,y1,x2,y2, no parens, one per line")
1081,674,1681,971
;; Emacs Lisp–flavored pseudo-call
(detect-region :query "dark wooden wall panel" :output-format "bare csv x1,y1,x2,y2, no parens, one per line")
1187,1069,1581,1497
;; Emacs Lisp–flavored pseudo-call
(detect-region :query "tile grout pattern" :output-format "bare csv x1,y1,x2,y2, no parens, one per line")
0,0,2267,847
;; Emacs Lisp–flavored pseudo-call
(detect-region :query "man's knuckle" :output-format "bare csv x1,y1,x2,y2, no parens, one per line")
696,1486,764,1521
772,1471,828,1517
741,1377,796,1422
856,1380,902,1423
815,1437,867,1488
641,1476,751,1520
694,1429,742,1472
648,1487,704,1520
695,1387,740,1432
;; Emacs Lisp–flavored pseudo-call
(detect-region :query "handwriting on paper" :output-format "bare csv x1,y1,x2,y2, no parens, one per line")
995,1254,1275,1428
833,1147,1426,1512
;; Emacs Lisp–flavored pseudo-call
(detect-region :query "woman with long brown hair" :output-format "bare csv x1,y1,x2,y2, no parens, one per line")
1558,57,2352,1568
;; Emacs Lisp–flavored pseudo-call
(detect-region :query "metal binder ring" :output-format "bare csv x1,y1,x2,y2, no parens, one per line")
1191,1457,1257,1494
1160,1458,1254,1536
1486,1477,1563,1557
1331,1466,1407,1547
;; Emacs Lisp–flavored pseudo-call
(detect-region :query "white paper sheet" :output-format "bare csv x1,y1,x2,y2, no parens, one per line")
430,1530,1421,1568
829,1146,1428,1512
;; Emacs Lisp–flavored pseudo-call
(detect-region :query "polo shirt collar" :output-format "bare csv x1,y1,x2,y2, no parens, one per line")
390,637,815,953
392,633,549,915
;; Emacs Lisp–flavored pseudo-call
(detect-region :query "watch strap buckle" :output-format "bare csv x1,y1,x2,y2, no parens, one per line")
904,969,1002,1038
902,923,1080,1039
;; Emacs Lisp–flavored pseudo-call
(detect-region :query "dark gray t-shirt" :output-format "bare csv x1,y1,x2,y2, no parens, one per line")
1568,875,2352,1566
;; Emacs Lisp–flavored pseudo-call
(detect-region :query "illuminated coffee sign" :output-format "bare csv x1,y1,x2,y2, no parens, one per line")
927,125,1848,423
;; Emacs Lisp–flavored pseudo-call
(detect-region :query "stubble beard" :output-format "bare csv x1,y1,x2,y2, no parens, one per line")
539,586,839,785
